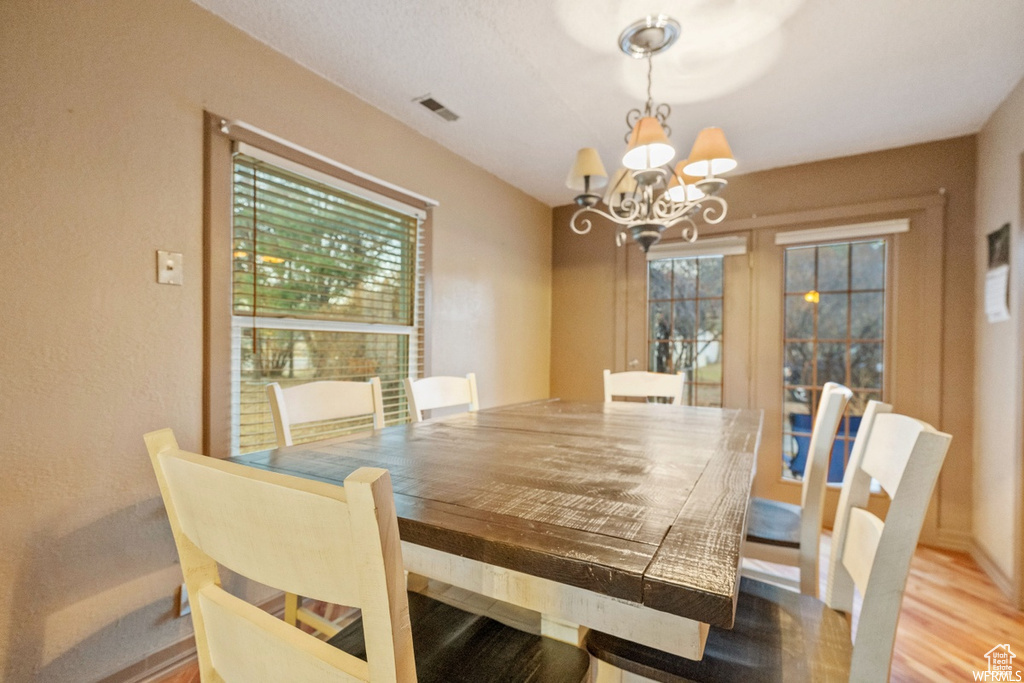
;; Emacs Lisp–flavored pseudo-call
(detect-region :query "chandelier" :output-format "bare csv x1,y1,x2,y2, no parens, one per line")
566,15,737,252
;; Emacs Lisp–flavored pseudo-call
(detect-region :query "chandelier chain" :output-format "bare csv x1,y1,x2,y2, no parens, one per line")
644,55,654,116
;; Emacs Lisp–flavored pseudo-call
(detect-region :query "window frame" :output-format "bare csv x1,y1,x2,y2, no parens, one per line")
203,113,434,457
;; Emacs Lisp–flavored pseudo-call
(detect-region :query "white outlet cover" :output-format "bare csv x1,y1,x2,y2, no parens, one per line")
157,250,183,285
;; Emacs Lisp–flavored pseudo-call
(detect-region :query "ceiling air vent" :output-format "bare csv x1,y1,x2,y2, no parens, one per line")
414,94,459,122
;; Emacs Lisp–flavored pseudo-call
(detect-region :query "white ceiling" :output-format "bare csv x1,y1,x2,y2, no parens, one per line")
193,0,1024,207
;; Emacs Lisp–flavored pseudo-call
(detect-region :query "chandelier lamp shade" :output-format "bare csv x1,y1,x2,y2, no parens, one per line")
566,15,737,252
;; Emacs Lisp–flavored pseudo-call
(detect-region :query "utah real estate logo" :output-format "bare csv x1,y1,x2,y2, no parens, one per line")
973,644,1020,681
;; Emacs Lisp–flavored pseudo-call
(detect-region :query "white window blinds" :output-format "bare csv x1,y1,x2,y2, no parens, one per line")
230,153,425,454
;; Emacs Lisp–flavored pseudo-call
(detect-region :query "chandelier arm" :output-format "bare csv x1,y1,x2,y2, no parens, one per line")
677,217,699,243
656,195,729,226
569,207,594,235
570,203,646,234
699,196,728,225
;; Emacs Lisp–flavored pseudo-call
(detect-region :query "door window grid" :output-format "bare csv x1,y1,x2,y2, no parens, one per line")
782,239,886,482
647,256,724,407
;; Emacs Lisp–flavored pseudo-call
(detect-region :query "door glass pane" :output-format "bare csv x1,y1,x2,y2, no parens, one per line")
850,342,883,389
698,299,723,340
851,241,885,290
785,247,815,293
648,255,724,407
650,301,671,343
673,300,696,339
782,239,887,481
784,341,814,386
649,260,671,300
817,243,849,292
817,342,848,384
694,340,722,382
818,294,848,339
785,295,814,338
698,257,723,297
673,258,697,298
851,291,884,339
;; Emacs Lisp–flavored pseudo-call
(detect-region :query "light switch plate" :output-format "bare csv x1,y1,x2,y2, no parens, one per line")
157,250,183,285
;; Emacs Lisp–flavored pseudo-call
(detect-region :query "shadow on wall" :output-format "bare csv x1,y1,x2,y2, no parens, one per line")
3,496,187,682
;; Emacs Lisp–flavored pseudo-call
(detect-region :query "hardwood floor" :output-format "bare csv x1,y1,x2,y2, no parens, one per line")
152,539,1022,682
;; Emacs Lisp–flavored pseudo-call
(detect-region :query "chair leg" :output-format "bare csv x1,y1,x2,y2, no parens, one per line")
591,658,662,683
285,592,300,626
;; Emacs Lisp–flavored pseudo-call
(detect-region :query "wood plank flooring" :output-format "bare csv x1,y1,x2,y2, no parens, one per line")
152,538,1022,682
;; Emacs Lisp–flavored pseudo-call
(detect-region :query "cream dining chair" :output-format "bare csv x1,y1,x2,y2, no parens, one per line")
266,377,385,632
144,429,591,683
583,401,952,682
603,369,685,405
404,373,479,422
743,381,853,596
266,378,385,448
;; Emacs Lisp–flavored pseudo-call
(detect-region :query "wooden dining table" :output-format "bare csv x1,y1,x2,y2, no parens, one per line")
231,399,763,660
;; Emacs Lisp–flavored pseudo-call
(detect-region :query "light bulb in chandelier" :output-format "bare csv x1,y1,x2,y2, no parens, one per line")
603,167,640,209
566,147,608,207
681,127,737,178
666,164,705,203
622,116,675,170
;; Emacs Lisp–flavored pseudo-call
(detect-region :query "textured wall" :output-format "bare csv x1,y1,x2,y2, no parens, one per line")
973,75,1024,590
0,1,551,680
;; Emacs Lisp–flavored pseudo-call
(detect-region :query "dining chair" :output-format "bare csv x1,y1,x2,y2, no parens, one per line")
266,377,385,632
603,369,684,405
743,381,853,596
144,429,591,683
266,378,385,448
404,373,479,422
583,401,951,682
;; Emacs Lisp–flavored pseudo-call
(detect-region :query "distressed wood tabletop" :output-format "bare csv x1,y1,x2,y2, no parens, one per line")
232,400,762,629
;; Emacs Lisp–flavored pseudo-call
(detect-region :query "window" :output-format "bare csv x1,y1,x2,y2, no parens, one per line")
647,256,724,406
229,152,425,454
782,239,886,482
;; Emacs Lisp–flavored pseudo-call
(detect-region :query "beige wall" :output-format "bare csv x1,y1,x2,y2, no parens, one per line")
550,204,619,401
552,136,976,549
0,1,551,680
973,75,1024,602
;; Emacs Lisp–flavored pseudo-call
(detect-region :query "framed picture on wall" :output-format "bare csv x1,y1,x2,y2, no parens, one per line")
985,223,1010,323
988,222,1010,269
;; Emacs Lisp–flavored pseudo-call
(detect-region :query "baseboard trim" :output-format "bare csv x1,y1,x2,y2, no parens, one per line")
98,593,286,683
926,528,972,552
970,541,1019,604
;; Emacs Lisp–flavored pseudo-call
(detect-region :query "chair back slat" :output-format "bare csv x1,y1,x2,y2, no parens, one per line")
857,413,928,498
145,428,416,683
199,585,368,683
267,378,385,447
404,373,479,422
839,507,883,598
824,400,888,612
603,369,684,405
159,451,359,607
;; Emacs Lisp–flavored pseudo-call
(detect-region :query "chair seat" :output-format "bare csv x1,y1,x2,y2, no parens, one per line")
583,577,852,683
328,590,590,683
746,497,802,548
